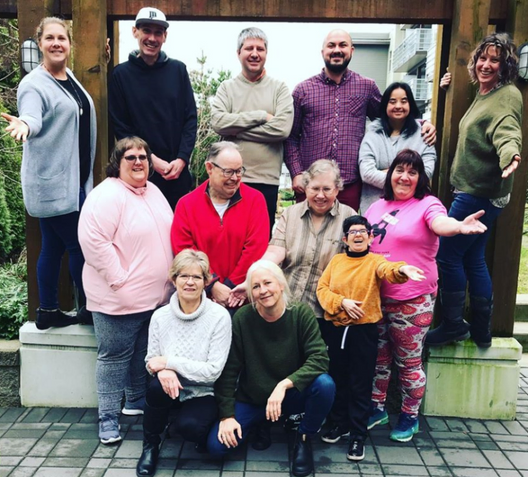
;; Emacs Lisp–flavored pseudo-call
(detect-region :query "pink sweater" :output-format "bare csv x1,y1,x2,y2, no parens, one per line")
79,178,174,315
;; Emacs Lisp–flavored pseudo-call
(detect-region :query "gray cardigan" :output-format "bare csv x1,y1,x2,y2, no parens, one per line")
18,65,96,218
358,119,436,213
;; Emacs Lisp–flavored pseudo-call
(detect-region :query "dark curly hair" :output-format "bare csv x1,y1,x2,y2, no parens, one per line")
106,136,153,179
467,32,519,85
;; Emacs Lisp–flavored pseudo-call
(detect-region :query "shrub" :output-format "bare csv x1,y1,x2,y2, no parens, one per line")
0,251,28,340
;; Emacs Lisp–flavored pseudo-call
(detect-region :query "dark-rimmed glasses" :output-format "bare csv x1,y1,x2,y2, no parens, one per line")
211,162,246,178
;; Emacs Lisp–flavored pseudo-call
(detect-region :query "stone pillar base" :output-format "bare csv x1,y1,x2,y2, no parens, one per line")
423,338,522,420
19,322,98,408
0,339,21,406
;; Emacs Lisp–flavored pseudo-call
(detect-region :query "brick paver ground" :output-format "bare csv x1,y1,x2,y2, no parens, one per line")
1,367,528,477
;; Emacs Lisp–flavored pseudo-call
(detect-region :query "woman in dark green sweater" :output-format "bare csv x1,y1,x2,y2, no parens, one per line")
427,33,523,348
207,260,335,477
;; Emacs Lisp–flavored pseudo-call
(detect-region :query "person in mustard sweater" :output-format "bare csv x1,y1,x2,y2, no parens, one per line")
317,215,424,462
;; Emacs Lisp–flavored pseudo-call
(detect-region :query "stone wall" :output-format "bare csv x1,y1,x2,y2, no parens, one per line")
0,340,20,406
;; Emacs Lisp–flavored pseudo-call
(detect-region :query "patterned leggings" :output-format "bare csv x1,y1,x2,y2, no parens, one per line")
371,293,436,417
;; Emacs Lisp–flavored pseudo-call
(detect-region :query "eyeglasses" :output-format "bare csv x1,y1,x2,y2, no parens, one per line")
306,186,336,195
346,229,369,236
176,274,204,282
124,154,148,162
211,162,246,178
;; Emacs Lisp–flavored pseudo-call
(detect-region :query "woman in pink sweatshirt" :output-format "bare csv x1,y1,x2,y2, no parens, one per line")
78,137,173,445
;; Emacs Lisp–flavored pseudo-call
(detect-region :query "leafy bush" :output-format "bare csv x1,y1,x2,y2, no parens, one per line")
0,251,28,340
188,54,231,188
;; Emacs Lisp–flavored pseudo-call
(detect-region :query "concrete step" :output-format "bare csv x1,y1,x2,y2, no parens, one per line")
514,322,528,350
516,294,528,322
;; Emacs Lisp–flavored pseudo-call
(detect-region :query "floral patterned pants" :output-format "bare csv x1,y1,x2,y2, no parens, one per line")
371,293,436,417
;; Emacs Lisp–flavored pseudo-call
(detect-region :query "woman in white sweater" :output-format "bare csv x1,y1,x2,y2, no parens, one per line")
136,249,232,477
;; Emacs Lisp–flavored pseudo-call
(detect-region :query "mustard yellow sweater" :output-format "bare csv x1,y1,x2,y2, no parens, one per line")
317,252,407,326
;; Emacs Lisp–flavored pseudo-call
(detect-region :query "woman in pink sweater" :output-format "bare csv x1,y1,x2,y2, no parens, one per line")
78,137,173,445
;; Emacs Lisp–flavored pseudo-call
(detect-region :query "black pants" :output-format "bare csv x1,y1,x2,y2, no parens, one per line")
247,182,278,234
150,166,192,211
146,377,218,445
325,323,378,440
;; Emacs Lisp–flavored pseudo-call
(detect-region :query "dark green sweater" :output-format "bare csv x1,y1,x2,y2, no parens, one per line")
214,303,329,419
451,84,523,199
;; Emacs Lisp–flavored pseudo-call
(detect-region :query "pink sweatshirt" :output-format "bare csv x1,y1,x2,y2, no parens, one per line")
78,178,174,315
364,195,446,301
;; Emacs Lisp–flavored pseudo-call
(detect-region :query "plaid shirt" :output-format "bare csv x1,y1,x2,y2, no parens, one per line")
285,69,381,184
269,199,354,318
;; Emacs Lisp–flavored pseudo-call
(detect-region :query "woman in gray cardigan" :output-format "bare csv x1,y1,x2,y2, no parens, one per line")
2,17,96,330
358,82,436,213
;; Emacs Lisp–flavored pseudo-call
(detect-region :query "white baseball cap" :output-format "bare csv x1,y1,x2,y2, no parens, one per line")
135,7,169,29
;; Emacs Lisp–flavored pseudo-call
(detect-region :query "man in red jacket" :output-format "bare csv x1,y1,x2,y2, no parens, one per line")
171,142,269,312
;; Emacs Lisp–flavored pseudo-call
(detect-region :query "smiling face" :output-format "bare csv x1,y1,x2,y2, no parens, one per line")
476,45,501,93
322,30,354,74
343,224,374,253
391,163,419,201
205,147,243,203
250,268,285,312
118,147,149,188
133,23,167,65
305,170,339,217
386,88,410,126
39,22,71,68
238,37,267,80
173,264,205,305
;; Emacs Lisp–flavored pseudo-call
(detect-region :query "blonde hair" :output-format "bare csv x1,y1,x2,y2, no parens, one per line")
169,249,212,284
245,260,292,309
36,17,72,44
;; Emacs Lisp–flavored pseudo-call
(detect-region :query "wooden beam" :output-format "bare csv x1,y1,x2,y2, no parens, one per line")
0,0,511,23
71,0,108,186
437,0,492,205
490,0,528,336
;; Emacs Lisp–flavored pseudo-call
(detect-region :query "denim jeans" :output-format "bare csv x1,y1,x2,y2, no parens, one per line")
93,310,153,418
437,193,502,299
207,373,335,456
37,188,86,309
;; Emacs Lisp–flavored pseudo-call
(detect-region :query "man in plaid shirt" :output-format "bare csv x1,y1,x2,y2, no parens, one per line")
285,29,435,211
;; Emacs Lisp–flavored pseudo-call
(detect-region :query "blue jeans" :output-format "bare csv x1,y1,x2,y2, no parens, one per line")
207,374,335,456
93,310,153,418
437,193,502,299
37,188,86,309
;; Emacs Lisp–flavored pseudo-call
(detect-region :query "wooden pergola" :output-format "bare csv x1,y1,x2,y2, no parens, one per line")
1,0,527,336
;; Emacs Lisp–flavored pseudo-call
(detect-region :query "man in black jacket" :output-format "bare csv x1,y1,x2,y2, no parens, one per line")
109,7,197,209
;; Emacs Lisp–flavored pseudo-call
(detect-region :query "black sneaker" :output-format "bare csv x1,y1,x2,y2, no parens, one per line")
321,425,350,444
347,439,365,461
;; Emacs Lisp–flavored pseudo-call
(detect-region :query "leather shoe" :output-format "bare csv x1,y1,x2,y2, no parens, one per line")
136,440,159,477
292,433,313,477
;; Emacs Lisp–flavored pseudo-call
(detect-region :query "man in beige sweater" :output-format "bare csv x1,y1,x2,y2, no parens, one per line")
211,27,294,229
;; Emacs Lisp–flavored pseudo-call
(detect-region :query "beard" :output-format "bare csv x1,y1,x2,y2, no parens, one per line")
324,55,351,74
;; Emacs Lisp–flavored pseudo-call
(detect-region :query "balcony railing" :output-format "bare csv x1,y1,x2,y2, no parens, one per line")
393,28,433,72
405,76,429,101
425,43,436,82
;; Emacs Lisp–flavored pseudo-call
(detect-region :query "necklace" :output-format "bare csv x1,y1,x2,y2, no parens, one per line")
42,63,83,116
66,75,83,116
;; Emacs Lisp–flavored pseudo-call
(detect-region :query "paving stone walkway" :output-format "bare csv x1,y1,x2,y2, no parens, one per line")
2,367,528,477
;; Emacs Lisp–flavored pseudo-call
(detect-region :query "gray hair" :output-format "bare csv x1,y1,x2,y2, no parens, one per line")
206,141,240,163
301,159,344,190
237,27,268,52
245,260,292,310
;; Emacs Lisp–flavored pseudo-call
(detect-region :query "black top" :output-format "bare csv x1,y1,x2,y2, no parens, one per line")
108,51,197,164
57,76,91,187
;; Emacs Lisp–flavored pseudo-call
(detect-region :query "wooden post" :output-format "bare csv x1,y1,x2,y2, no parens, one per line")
490,0,528,336
71,0,108,186
437,0,492,206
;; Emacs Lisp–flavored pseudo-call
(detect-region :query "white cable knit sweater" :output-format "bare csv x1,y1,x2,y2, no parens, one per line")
145,291,232,402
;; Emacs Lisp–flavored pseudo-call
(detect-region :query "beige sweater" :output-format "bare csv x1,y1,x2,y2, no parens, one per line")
211,73,293,186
